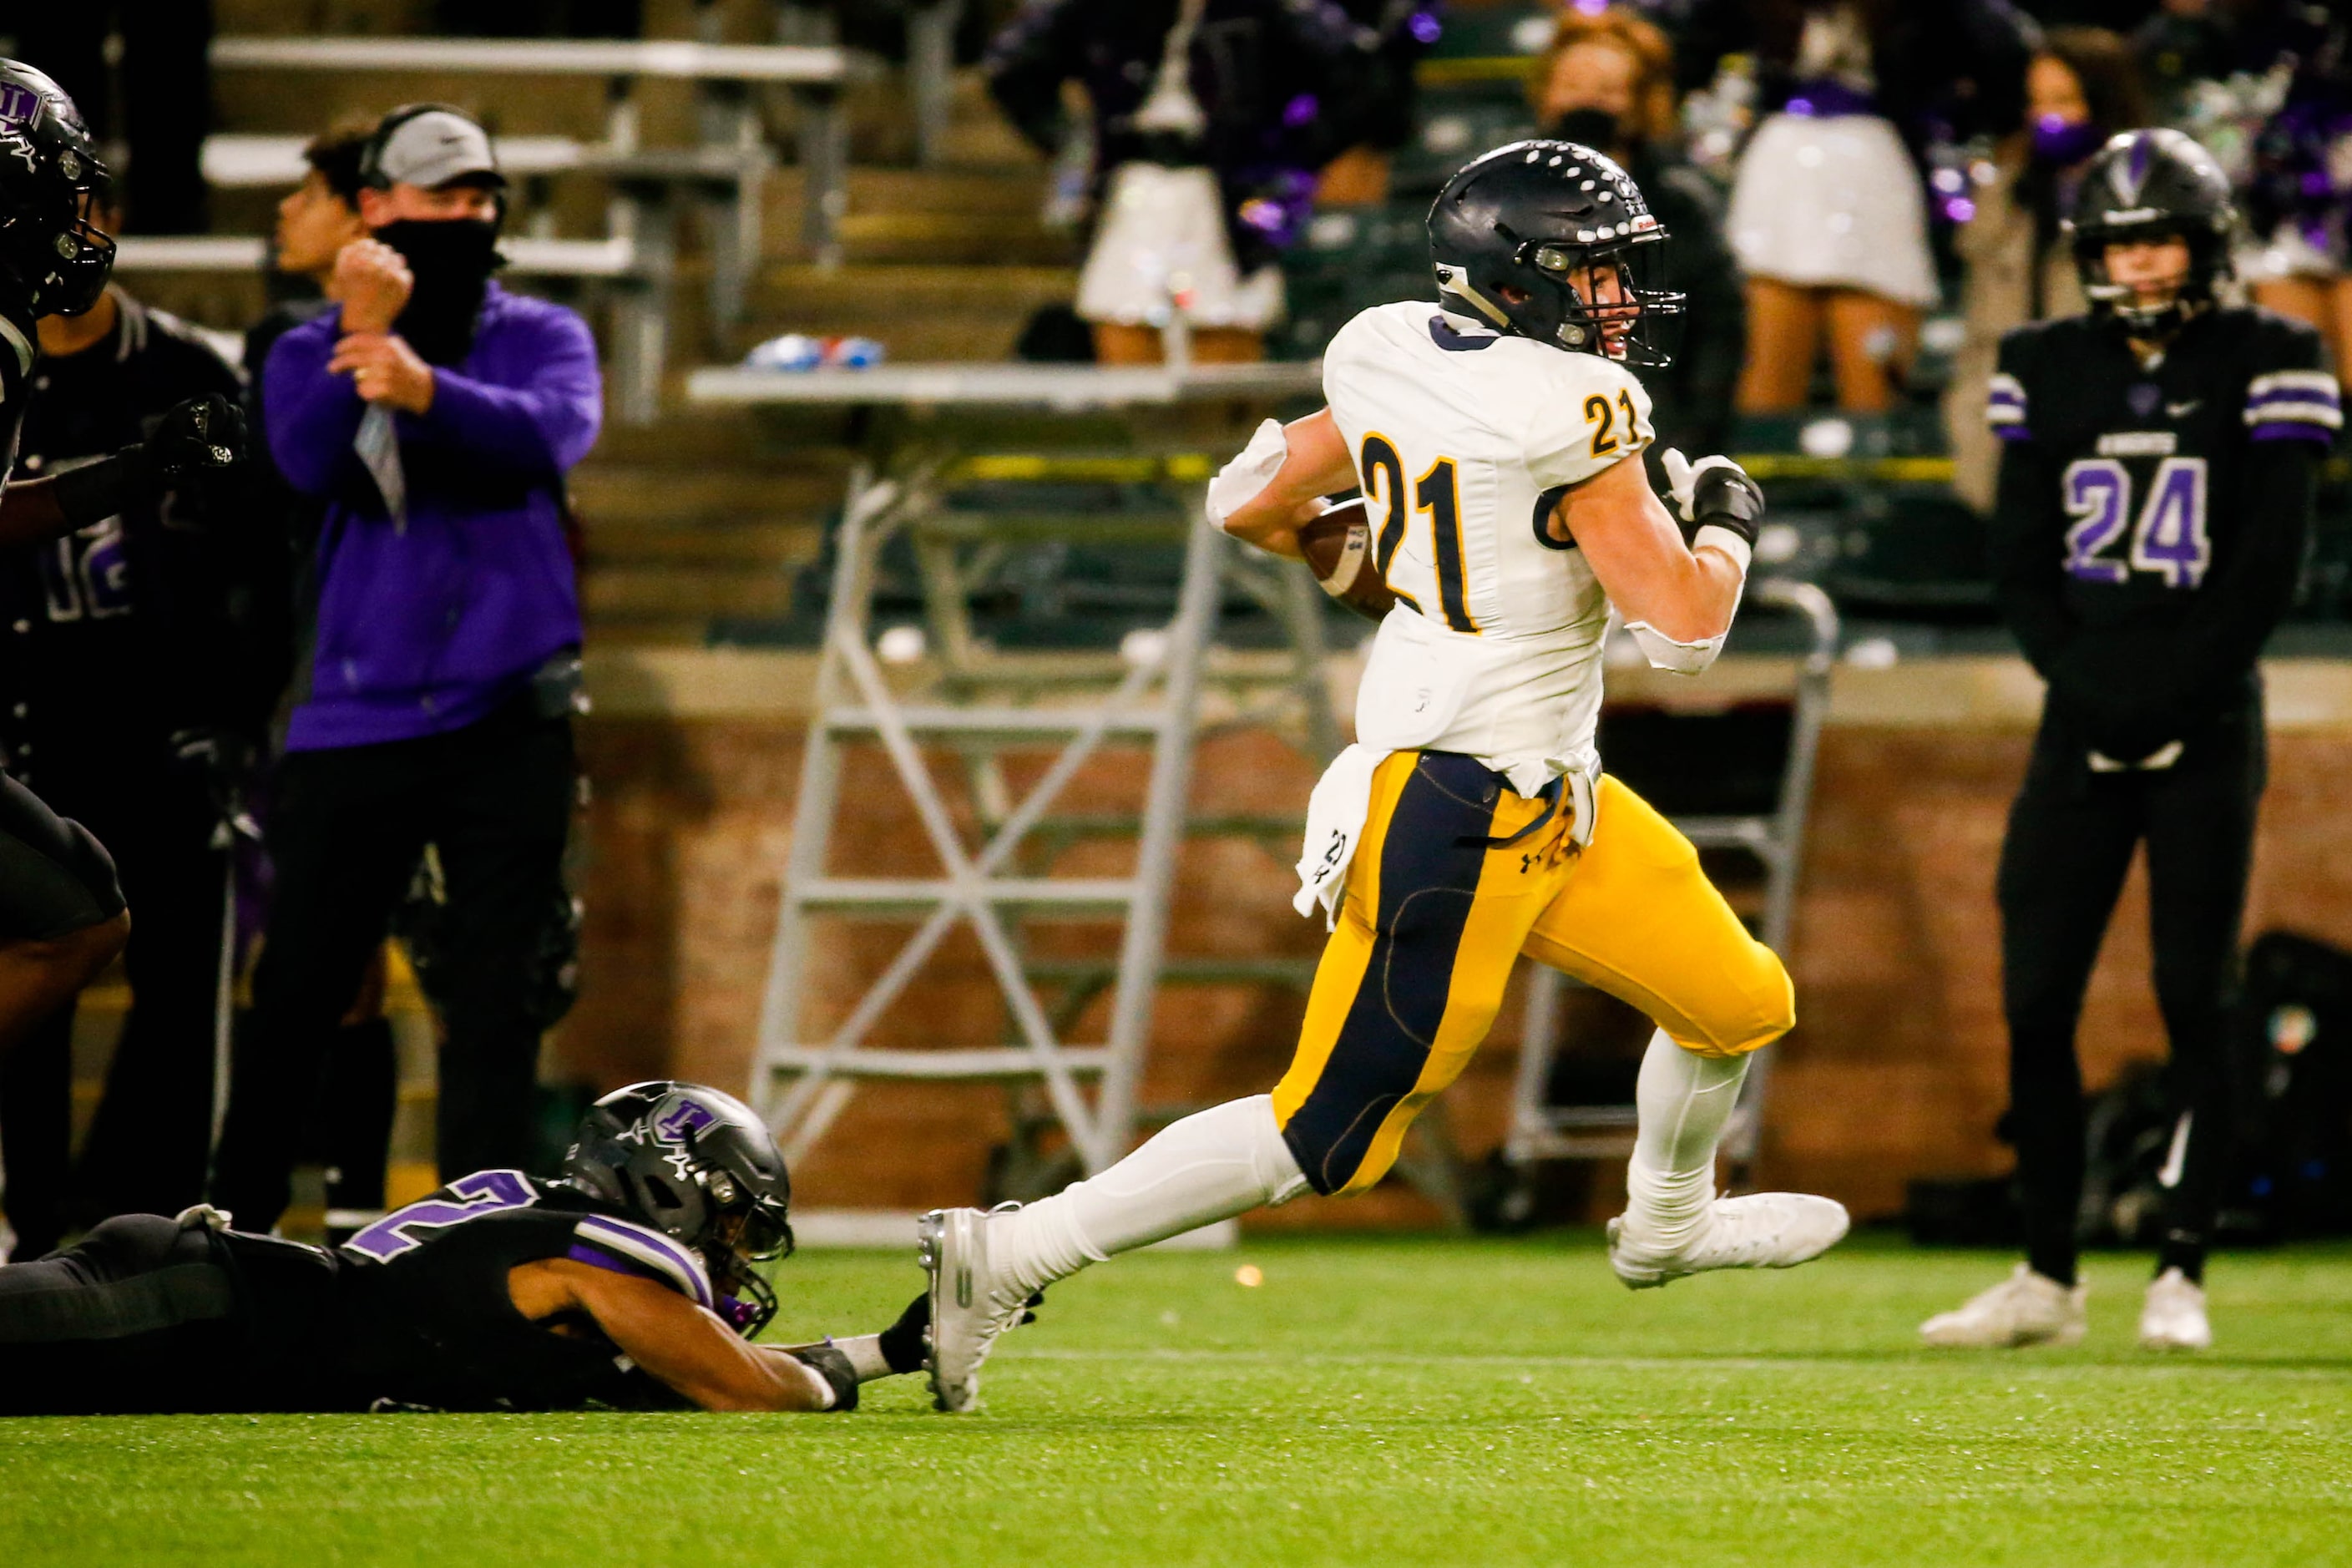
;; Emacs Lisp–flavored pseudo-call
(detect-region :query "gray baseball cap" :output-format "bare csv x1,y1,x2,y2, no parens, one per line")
370,106,505,190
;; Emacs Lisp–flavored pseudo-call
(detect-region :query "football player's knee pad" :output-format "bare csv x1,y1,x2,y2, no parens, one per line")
1672,948,1794,1059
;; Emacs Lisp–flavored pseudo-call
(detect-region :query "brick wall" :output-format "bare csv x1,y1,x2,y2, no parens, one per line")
556,654,2352,1224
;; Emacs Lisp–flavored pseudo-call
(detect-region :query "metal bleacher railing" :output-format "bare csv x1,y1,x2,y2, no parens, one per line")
111,33,873,423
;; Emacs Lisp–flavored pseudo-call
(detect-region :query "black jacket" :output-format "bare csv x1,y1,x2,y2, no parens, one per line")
0,290,287,784
984,0,1381,272
1624,149,1746,461
1676,0,2033,158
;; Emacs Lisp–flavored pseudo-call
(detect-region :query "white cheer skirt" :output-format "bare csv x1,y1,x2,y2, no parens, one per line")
1727,111,1940,307
1076,162,1285,331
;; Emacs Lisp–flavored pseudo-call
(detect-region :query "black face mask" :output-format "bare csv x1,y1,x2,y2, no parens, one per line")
1545,108,1625,154
375,216,502,367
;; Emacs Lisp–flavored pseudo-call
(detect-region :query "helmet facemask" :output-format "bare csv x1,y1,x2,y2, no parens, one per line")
2073,221,2223,338
1523,232,1682,367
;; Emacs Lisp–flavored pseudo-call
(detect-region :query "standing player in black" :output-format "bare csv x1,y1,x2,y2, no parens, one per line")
1923,130,2334,1353
0,60,245,1258
0,1081,939,1414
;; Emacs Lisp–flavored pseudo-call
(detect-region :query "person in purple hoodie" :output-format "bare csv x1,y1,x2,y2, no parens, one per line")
211,104,601,1232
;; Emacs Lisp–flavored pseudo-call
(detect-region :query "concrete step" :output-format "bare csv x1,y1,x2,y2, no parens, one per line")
583,564,797,620
569,461,846,525
583,518,825,569
743,263,1080,361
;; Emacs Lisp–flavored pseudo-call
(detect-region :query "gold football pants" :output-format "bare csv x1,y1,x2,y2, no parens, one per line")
1271,750,1794,1196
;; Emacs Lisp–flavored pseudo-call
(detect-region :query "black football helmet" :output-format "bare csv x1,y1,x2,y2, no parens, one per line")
2066,128,2236,336
1427,139,1683,366
0,60,114,318
560,1081,796,1337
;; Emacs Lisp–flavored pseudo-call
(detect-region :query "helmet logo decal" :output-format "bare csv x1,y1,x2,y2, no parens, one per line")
655,1099,716,1143
0,84,36,127
2112,133,2152,205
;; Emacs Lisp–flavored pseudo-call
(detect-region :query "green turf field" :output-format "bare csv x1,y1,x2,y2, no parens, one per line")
7,1233,2349,1567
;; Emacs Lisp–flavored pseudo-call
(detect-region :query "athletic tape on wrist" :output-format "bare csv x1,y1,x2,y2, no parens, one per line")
1693,523,1753,574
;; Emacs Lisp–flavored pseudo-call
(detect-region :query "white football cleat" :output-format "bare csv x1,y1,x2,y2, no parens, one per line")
1920,1264,2087,1348
918,1205,1029,1414
2139,1267,2212,1351
1606,1191,1849,1289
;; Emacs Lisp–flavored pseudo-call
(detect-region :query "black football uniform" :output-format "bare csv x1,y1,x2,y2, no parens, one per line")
0,290,279,1255
0,300,123,947
334,1170,726,1412
1985,304,2335,1287
0,295,134,1262
0,1172,738,1414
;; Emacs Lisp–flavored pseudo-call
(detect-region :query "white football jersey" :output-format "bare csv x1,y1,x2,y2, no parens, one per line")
1322,299,1655,790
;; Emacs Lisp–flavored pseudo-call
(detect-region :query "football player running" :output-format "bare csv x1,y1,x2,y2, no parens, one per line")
0,1083,940,1413
918,141,1849,1414
1922,131,2333,1353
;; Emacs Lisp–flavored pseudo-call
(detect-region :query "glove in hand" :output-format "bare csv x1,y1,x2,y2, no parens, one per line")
146,393,248,479
1660,448,1764,549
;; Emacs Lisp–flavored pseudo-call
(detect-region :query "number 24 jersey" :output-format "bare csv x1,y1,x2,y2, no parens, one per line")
1988,306,2339,625
1322,300,1657,787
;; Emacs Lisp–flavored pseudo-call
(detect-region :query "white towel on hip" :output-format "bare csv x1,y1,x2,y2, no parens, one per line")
1292,742,1387,928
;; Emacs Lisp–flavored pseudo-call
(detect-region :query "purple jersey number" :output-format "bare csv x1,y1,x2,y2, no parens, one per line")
2061,458,2132,584
2127,458,2212,589
345,1169,539,1262
2061,456,2210,589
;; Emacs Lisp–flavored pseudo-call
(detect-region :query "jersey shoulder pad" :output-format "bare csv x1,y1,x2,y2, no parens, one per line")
1986,319,2066,440
1525,352,1654,489
569,1212,716,1308
2242,309,2340,444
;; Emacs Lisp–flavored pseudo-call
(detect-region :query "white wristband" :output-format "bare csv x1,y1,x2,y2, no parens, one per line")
1692,524,1753,574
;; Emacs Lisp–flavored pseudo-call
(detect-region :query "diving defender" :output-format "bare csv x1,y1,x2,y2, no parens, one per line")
1923,130,2331,1353
918,141,1849,1412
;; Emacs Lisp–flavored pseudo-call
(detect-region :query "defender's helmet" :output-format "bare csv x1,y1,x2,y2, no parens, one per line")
2066,129,2236,336
561,1081,796,1336
0,61,114,318
1427,139,1683,366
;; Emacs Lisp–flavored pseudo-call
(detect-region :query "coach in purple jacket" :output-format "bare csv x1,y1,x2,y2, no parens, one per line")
212,105,599,1231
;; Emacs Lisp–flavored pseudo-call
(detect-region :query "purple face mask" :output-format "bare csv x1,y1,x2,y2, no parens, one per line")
2032,114,2106,169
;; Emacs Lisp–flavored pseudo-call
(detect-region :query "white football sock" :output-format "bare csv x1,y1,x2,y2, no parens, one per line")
1624,1029,1749,1243
829,1334,893,1383
993,1095,1308,1300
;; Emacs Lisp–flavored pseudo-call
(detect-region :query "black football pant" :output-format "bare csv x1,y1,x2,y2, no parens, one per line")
0,1213,341,1414
212,702,574,1232
1996,702,2262,1288
0,759,225,1261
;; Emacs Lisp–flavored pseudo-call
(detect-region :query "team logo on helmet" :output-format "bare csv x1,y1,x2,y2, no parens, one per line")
0,84,35,125
655,1098,717,1144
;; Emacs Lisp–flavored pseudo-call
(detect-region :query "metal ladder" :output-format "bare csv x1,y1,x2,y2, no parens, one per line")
750,454,1337,1177
1502,579,1841,1184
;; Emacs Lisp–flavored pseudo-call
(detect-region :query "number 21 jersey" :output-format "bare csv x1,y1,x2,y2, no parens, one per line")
1322,300,1657,792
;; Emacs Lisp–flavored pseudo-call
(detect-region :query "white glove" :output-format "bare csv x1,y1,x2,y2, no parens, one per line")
1206,417,1291,532
175,1203,234,1232
1658,448,1748,522
1658,448,1757,571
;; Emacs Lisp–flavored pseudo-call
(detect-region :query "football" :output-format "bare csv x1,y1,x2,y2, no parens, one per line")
1297,498,1396,622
